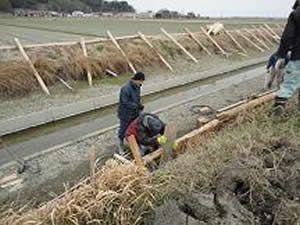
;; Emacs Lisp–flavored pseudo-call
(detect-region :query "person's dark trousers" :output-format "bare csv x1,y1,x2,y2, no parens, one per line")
118,117,134,142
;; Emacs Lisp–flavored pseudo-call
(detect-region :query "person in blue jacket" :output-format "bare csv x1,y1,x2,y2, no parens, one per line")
117,72,145,154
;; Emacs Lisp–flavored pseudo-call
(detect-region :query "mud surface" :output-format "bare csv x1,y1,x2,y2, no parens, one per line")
146,139,300,225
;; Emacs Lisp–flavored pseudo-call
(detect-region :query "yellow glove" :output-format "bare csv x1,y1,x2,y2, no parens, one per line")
173,142,178,150
157,135,168,145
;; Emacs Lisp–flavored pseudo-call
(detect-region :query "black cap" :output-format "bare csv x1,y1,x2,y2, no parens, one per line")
132,72,145,81
293,0,299,9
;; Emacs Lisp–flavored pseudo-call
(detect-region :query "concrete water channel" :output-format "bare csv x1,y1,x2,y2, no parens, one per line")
0,63,266,167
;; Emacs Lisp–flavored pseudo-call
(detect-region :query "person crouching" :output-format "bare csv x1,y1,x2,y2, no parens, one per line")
125,113,166,156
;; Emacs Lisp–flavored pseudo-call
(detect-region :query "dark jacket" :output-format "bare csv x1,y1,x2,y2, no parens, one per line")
278,6,300,60
267,52,290,69
118,81,141,120
126,113,165,147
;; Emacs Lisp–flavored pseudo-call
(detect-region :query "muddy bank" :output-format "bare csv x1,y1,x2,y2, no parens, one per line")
146,108,300,225
146,140,300,225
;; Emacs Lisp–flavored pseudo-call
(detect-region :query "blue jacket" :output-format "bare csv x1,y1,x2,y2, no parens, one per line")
267,52,290,70
118,81,141,120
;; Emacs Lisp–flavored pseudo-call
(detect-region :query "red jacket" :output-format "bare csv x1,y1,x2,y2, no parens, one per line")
125,118,139,138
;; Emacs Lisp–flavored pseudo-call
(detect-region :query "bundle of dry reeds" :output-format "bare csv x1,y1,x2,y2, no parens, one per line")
0,160,156,225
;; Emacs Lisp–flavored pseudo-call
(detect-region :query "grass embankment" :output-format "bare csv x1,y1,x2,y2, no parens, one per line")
1,104,299,225
0,26,278,98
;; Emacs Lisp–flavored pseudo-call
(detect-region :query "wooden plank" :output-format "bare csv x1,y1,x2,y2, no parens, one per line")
0,35,140,51
14,38,50,96
107,30,137,73
113,154,133,164
252,26,274,46
1,179,23,189
260,26,280,44
80,37,93,87
217,92,276,122
200,27,227,56
161,27,198,63
184,28,212,56
128,135,145,170
138,32,174,72
244,29,270,50
235,31,265,52
197,116,213,127
224,29,248,54
264,24,280,39
0,174,18,185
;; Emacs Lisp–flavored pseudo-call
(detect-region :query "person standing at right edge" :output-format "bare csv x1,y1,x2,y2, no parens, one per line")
117,72,145,155
273,0,300,119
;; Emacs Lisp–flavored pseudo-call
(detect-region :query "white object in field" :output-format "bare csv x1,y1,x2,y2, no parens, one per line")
207,22,224,35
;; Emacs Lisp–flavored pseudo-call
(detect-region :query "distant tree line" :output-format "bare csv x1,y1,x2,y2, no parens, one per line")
0,0,135,13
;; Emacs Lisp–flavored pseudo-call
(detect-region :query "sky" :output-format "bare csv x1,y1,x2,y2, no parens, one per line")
127,0,295,17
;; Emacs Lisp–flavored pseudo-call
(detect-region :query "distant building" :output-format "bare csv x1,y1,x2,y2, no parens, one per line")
101,12,114,17
72,11,84,17
14,9,54,17
137,11,154,19
116,12,136,19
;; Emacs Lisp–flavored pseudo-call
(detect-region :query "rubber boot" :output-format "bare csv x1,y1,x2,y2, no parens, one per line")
272,97,287,121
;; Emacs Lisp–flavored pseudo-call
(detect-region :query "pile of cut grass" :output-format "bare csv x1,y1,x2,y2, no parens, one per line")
0,160,157,225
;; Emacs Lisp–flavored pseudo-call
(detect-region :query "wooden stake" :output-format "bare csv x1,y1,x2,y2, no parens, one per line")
264,24,280,39
89,147,96,184
0,174,18,186
107,30,137,73
55,75,74,91
200,27,227,56
138,32,174,71
260,26,280,44
236,31,265,52
106,69,118,77
252,26,274,46
128,135,145,170
80,37,93,87
224,29,248,55
184,28,212,56
244,29,270,50
14,38,50,96
161,27,198,63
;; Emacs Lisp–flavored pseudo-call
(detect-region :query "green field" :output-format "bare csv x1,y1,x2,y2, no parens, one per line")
0,17,285,45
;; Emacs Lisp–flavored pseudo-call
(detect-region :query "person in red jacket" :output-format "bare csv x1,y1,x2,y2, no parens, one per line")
125,113,166,156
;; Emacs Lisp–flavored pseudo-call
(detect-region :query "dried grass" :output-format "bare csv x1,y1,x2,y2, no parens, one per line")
0,29,278,98
0,160,157,225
